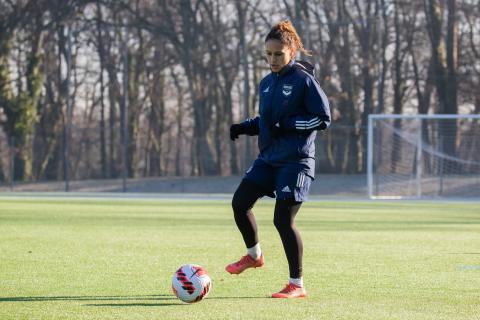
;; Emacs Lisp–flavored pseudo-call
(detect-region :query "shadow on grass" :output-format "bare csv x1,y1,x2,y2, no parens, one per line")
0,294,269,307
0,294,175,303
449,252,480,255
86,302,181,307
87,296,270,307
208,296,270,300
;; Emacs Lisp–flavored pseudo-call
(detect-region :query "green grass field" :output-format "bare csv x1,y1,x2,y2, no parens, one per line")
0,197,479,320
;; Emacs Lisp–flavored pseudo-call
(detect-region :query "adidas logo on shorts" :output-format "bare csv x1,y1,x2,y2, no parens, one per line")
281,186,291,193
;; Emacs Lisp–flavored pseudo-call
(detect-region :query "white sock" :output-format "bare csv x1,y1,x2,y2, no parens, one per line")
247,243,261,260
289,277,303,288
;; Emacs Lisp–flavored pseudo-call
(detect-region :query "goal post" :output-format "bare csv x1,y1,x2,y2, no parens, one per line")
367,114,480,199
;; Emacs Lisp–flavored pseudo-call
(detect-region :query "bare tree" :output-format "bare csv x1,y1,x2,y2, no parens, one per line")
1,0,479,184
424,0,459,168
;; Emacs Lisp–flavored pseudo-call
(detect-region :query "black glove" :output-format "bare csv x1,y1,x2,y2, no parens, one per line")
230,123,245,141
318,121,328,130
270,122,283,139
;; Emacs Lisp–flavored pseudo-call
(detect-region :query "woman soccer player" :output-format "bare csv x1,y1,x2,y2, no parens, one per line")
226,20,331,298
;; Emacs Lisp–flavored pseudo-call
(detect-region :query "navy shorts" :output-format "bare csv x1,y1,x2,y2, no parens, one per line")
243,158,312,202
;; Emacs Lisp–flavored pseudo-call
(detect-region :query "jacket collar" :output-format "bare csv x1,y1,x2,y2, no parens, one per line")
275,59,296,77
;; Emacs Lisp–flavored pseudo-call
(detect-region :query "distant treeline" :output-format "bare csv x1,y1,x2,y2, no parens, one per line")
0,0,478,182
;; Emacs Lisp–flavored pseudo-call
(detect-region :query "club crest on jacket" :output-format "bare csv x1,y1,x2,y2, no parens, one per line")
282,84,293,97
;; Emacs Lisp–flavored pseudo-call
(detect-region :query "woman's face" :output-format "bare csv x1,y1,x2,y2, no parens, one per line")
265,39,295,73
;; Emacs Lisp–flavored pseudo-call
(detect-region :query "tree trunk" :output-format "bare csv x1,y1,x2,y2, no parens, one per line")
1,14,45,181
178,2,217,176
391,2,407,173
96,0,108,178
425,0,458,165
233,0,248,175
171,68,185,176
147,48,166,176
335,0,359,173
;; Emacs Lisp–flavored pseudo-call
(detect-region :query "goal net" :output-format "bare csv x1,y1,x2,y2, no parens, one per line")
368,114,480,199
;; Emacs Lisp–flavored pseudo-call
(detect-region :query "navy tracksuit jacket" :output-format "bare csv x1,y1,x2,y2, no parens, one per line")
241,60,331,178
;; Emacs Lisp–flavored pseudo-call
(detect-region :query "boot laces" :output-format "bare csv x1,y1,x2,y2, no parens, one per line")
280,283,299,293
235,255,252,267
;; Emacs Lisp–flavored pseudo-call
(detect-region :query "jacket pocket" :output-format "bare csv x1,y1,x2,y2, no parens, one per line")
297,133,312,158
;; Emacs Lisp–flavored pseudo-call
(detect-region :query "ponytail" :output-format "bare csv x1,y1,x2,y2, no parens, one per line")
265,20,311,56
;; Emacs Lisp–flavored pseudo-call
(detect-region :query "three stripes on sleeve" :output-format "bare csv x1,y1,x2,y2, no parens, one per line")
295,117,324,131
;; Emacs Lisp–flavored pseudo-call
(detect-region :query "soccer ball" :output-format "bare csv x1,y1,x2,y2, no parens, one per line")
172,264,212,303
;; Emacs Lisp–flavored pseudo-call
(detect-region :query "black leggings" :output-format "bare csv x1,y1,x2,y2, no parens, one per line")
232,179,303,278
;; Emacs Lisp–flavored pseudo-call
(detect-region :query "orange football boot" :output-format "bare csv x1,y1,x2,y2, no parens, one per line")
271,283,307,298
225,254,264,274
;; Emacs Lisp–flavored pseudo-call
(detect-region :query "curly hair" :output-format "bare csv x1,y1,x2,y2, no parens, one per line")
265,20,311,56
